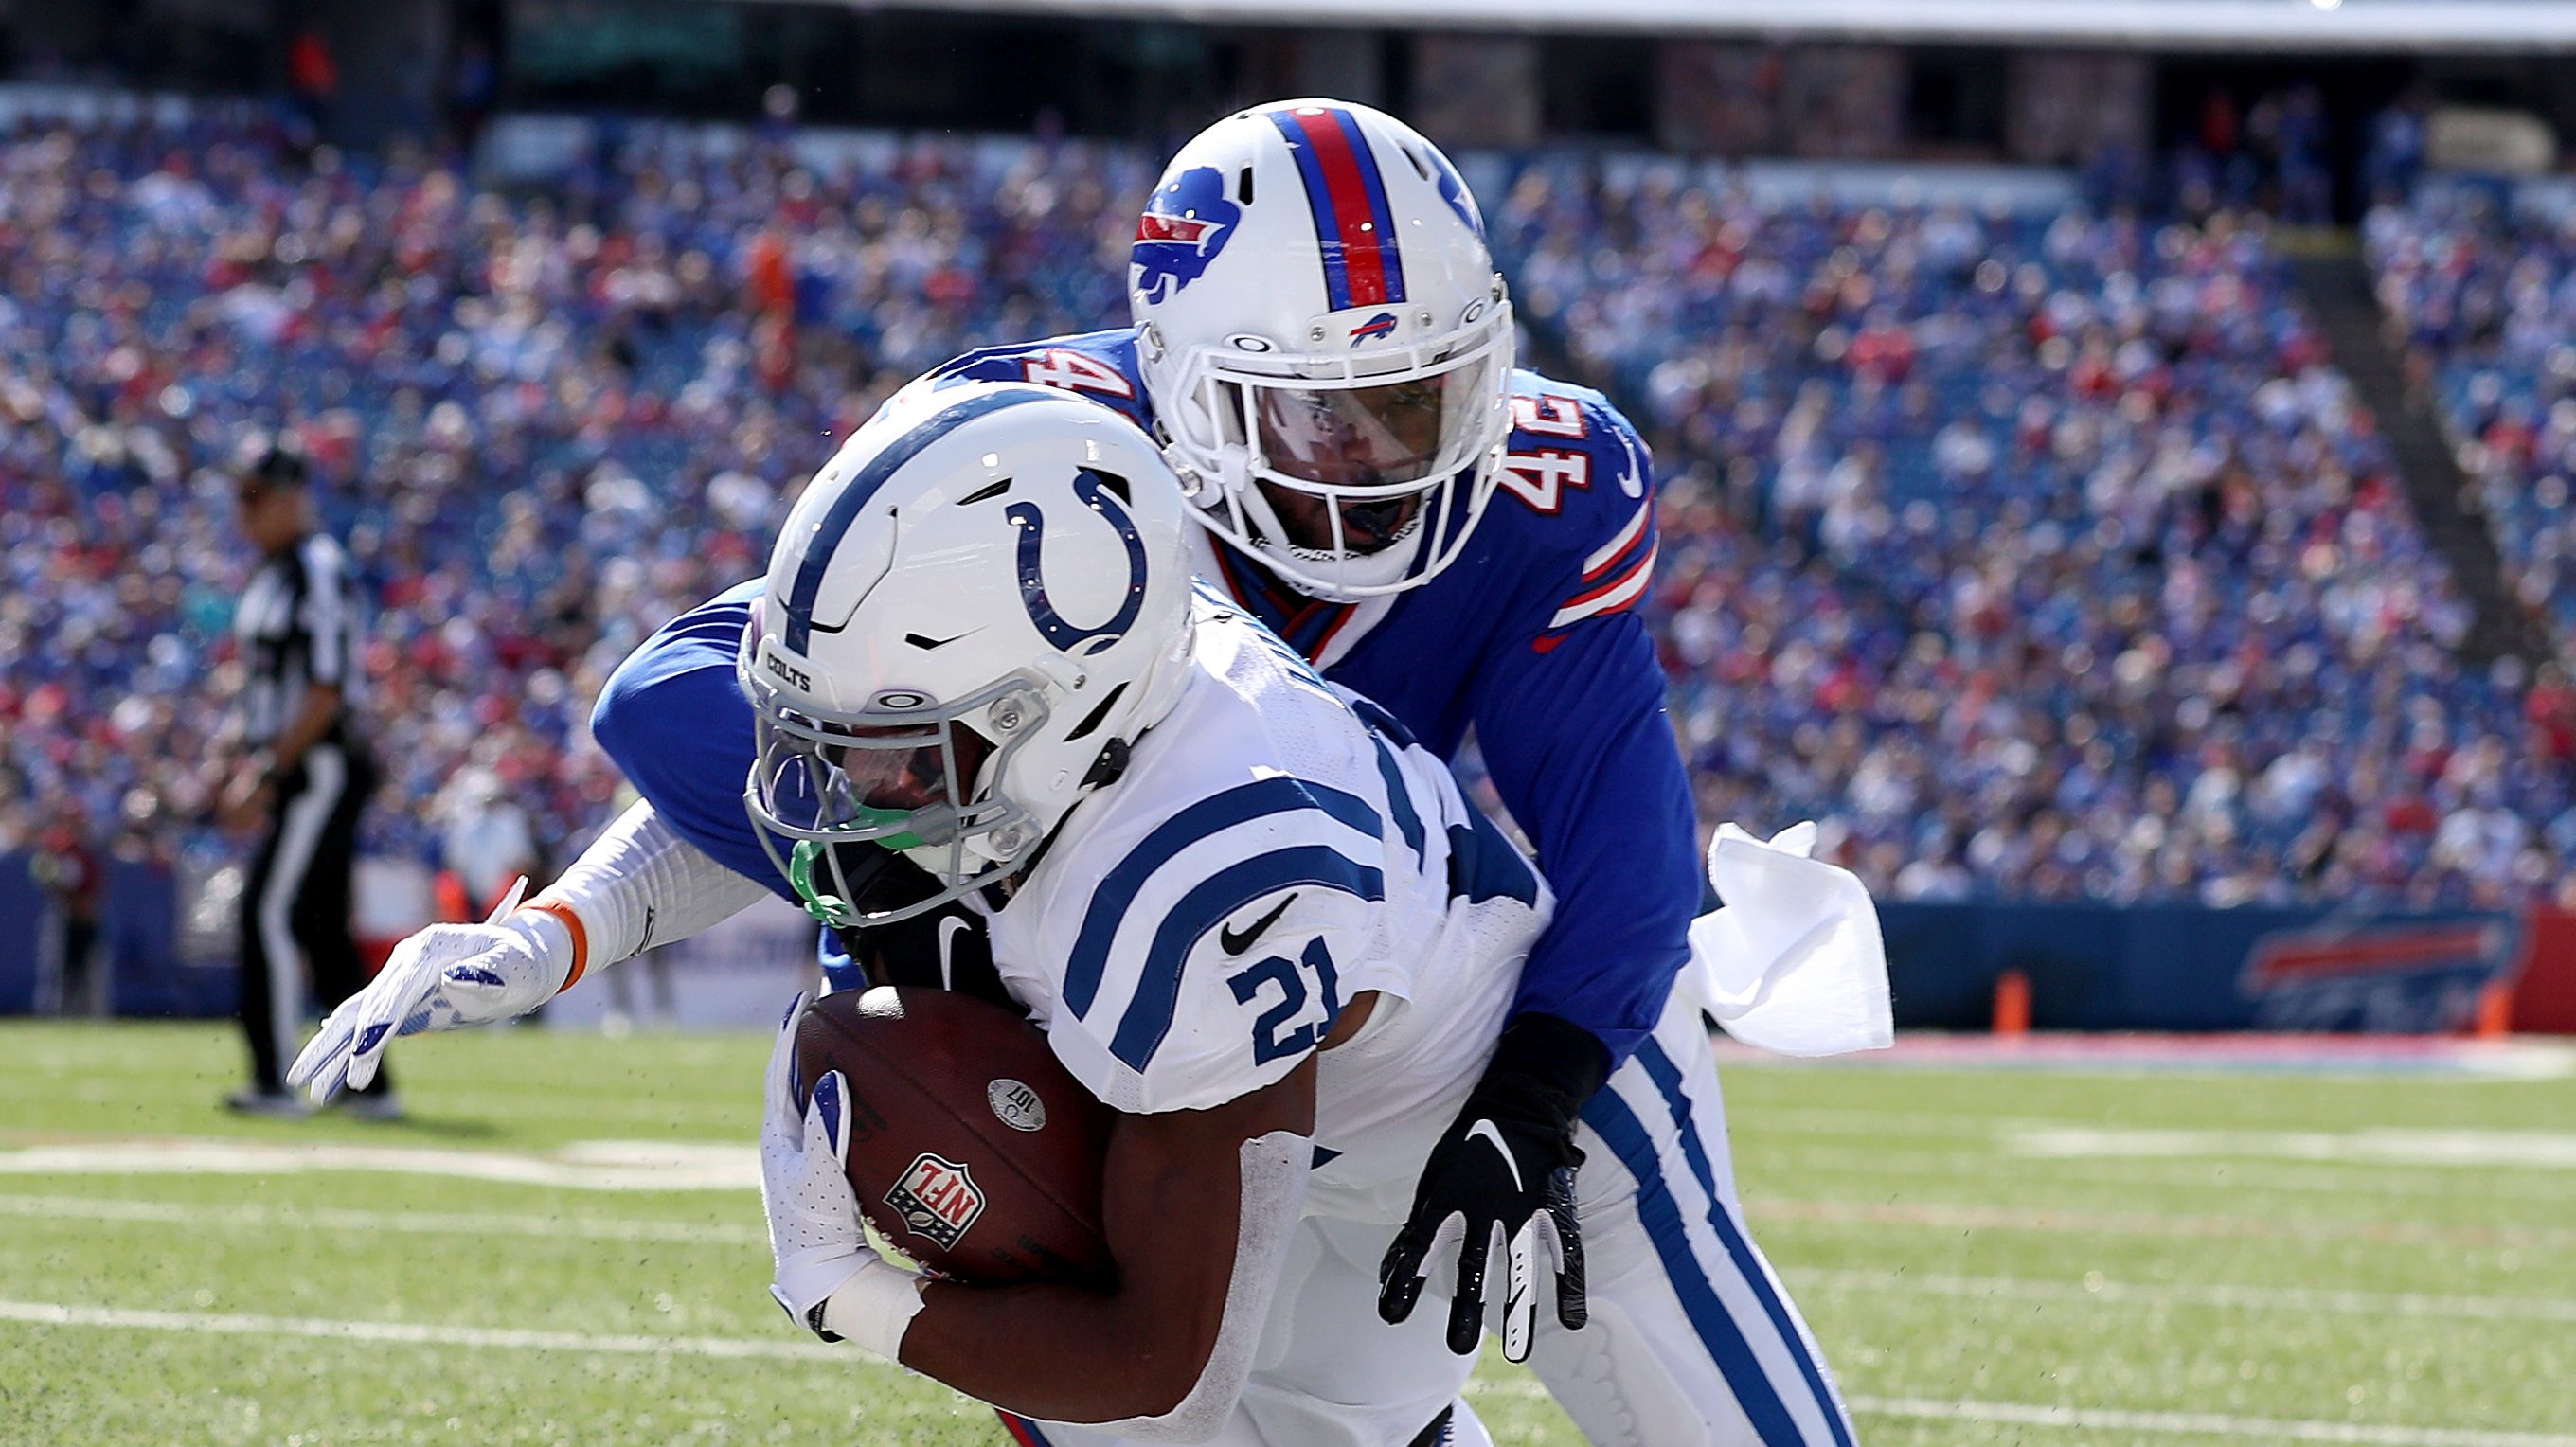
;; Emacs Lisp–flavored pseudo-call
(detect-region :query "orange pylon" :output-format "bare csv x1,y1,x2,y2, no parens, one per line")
1993,969,2031,1036
2473,979,2513,1039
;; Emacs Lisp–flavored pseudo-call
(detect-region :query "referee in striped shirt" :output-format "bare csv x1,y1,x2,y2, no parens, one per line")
218,434,394,1118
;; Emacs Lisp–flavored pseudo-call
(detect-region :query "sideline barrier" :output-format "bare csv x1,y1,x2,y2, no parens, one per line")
1,850,2560,1033
0,852,226,1017
2510,907,2576,1034
1882,901,2519,1033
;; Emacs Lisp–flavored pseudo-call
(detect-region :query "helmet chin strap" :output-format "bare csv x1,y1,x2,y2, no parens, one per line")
786,839,860,926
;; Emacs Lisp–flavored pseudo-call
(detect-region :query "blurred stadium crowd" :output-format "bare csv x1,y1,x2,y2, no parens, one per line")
2369,188,2576,731
4,111,2574,913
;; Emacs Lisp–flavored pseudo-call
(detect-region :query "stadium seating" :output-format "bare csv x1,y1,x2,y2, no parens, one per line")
3,114,2569,918
2366,185,2576,717
0,116,1150,895
1492,163,2567,907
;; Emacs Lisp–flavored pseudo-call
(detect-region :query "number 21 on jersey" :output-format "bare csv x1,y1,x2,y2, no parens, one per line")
1229,937,1341,1064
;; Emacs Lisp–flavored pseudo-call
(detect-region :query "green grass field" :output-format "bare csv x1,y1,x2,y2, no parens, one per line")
2,1022,2570,1446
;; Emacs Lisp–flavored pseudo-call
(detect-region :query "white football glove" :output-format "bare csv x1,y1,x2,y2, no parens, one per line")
289,881,574,1102
760,993,924,1358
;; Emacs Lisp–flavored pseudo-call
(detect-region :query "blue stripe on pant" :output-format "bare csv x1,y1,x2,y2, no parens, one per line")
1579,1087,1809,1444
1635,1041,1856,1447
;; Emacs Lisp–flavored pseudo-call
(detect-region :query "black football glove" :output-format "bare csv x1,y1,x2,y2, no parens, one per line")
1379,1012,1607,1361
822,846,1013,1009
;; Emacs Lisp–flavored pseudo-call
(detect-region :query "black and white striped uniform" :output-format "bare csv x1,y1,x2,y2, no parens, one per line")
233,532,380,1097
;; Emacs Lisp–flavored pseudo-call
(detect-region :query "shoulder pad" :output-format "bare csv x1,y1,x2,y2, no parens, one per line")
923,329,1154,427
1036,775,1388,1114
1481,372,1659,650
1493,371,1654,527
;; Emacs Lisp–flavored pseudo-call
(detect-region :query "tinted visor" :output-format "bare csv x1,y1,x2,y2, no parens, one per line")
828,736,959,813
751,718,968,847
1250,354,1494,491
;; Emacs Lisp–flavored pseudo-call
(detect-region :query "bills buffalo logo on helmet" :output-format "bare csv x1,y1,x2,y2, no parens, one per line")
885,1152,986,1250
1426,147,1484,242
1348,311,1398,346
1133,166,1240,303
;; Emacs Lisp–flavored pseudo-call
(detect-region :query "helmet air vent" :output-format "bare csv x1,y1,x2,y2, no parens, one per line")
1063,681,1129,742
957,477,1013,506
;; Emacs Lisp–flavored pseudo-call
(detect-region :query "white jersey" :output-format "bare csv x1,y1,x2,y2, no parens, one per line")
985,590,1553,1222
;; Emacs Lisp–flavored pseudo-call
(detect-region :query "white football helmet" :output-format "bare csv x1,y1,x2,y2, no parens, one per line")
1131,98,1514,600
740,382,1195,926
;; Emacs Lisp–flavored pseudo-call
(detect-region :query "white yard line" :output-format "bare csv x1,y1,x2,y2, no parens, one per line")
1746,1196,2576,1251
1728,1105,2055,1138
4,1296,2565,1446
0,1298,845,1364
2011,1127,2576,1171
1762,1144,2576,1204
24,1193,2555,1325
1799,1267,2576,1325
1843,1396,2576,1447
0,1137,760,1191
0,1193,762,1245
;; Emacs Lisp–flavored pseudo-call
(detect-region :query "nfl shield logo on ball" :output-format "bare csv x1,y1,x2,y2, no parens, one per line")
886,1153,985,1249
987,1078,1046,1133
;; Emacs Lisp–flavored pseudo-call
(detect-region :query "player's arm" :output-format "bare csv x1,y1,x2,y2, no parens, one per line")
290,797,772,1099
1467,610,1698,1060
899,1064,1314,1430
292,583,801,1101
1475,411,1698,1063
1382,405,1699,1358
762,1011,1316,1437
775,872,1369,1434
589,580,807,897
877,330,1152,430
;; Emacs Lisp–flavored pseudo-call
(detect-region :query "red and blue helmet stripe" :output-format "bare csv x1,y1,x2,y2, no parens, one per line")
1265,105,1408,313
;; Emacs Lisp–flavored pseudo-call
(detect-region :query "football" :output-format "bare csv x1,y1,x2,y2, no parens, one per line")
793,986,1117,1289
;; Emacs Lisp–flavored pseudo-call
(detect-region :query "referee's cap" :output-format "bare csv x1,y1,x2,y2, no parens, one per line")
232,429,310,496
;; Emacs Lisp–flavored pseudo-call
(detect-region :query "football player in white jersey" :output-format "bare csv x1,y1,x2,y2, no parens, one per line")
295,381,1853,1443
744,382,1555,1445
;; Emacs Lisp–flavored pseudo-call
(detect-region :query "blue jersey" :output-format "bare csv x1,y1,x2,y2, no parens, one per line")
592,328,1697,1066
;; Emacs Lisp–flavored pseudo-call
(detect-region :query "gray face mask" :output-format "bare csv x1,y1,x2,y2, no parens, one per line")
739,647,1054,928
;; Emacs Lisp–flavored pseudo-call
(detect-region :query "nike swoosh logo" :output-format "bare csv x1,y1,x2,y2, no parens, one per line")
1615,429,1647,498
1219,894,1297,956
936,916,971,992
1464,1118,1523,1192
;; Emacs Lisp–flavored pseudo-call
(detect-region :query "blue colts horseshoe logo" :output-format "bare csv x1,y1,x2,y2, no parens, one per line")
1009,470,1149,656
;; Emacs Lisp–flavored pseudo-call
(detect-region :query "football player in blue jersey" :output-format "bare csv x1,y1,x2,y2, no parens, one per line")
295,102,1858,1444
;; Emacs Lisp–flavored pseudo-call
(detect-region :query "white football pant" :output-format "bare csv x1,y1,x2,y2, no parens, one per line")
1527,988,1858,1445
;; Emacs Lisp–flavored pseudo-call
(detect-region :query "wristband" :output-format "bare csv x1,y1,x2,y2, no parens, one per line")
1476,1012,1612,1126
818,1263,927,1361
521,900,590,992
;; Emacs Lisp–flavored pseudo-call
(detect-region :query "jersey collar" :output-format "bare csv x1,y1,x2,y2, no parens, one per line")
1189,530,1395,670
